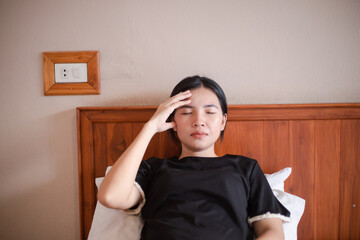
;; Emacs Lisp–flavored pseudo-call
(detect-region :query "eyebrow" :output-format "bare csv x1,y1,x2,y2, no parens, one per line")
178,104,219,110
204,104,219,109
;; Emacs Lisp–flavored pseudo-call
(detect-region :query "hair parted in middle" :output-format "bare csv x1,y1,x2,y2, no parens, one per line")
168,75,228,142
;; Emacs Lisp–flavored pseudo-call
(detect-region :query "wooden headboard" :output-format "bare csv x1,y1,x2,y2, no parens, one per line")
77,103,360,240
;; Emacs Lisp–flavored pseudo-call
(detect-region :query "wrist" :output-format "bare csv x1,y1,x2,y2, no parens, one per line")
143,121,158,137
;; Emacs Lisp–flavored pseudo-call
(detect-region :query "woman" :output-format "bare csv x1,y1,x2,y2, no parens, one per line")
98,76,290,240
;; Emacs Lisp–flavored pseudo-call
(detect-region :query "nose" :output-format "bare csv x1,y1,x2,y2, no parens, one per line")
192,112,205,127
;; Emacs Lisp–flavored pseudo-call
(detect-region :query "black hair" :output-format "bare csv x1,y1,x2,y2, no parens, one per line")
168,75,227,141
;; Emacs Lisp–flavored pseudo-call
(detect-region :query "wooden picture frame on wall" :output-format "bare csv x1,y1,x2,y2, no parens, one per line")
43,51,100,95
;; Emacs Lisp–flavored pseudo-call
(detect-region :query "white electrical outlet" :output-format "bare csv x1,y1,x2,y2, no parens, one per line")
55,63,88,83
61,67,69,79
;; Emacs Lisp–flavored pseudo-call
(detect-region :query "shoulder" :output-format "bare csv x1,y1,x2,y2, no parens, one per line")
225,154,258,166
141,156,177,168
224,154,260,177
143,156,176,163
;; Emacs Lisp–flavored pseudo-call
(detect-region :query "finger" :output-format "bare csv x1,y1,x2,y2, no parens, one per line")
171,99,191,110
167,91,192,105
167,95,191,111
167,121,176,129
160,122,176,132
154,91,191,121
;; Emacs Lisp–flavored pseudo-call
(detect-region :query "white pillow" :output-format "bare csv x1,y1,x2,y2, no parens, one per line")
87,176,143,240
88,167,305,240
265,167,292,191
272,189,305,240
264,167,305,240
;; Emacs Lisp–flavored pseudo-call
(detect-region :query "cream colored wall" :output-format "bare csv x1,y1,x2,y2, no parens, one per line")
0,0,359,239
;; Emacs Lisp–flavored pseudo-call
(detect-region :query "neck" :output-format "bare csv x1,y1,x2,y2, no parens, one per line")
179,146,218,159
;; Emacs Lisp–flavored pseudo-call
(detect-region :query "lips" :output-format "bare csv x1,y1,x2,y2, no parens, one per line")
191,131,207,138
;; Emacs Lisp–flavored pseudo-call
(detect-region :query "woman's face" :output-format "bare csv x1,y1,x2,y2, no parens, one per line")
173,87,227,156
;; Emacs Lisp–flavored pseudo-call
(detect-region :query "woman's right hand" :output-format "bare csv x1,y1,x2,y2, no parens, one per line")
146,90,192,133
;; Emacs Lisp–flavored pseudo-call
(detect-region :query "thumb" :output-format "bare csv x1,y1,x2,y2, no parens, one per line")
161,121,176,132
166,121,176,130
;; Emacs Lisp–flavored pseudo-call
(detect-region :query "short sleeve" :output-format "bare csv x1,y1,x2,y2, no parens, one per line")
123,158,152,215
247,162,291,225
135,158,152,194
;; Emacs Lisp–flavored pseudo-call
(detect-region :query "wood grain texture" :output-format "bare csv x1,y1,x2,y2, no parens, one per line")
314,120,341,239
289,120,315,239
107,123,132,165
78,112,96,240
263,121,290,173
43,51,100,95
235,121,264,164
93,123,108,178
339,120,360,239
76,104,360,240
215,121,264,163
132,122,161,159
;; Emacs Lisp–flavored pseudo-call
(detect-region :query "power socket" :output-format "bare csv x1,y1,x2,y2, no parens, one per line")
61,67,69,79
54,63,88,83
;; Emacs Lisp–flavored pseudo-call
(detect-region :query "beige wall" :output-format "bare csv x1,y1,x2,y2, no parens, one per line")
0,0,359,239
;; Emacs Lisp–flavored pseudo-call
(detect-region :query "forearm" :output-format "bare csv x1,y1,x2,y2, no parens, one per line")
98,91,191,209
98,122,156,209
256,230,284,240
253,218,284,240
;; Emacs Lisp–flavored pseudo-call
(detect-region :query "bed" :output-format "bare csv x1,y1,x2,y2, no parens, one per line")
77,103,360,240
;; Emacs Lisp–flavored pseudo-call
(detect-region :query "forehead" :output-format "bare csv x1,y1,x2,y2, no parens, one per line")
188,87,219,104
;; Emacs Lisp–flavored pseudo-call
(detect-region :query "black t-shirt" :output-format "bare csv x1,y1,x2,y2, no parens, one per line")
135,154,290,240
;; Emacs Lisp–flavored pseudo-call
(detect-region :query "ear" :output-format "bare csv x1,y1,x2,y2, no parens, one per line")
221,113,227,131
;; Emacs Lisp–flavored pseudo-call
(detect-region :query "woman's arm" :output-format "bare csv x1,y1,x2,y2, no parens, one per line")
97,122,156,210
253,218,284,240
97,91,191,210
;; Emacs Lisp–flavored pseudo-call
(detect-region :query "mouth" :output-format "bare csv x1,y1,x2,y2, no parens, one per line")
191,131,207,139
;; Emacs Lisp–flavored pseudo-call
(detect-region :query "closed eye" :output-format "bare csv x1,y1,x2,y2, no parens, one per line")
204,105,219,114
